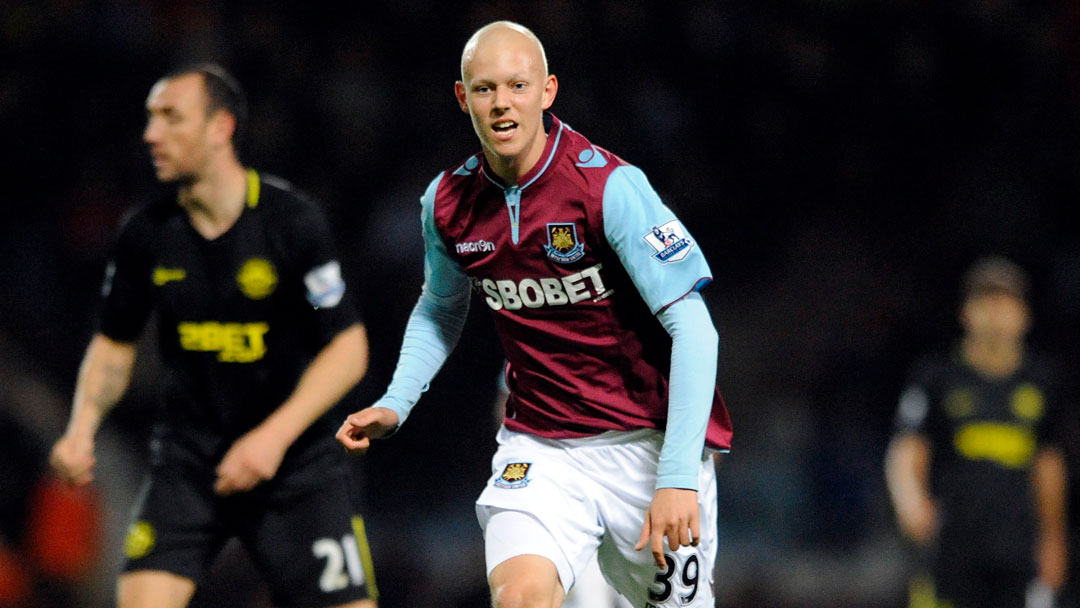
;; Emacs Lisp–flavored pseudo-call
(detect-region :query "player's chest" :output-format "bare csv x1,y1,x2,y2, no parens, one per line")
447,189,598,273
934,377,1045,423
147,227,287,315
936,377,1047,468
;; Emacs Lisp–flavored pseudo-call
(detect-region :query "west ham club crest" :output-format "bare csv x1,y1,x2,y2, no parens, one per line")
543,223,585,264
494,462,532,489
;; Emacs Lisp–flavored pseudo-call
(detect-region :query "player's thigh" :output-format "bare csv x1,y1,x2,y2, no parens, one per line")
117,570,196,608
121,468,228,585
476,433,604,597
597,456,718,607
243,480,377,608
931,549,990,608
489,552,563,608
562,553,628,608
329,600,377,608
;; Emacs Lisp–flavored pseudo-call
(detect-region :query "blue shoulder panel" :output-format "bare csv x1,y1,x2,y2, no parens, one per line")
419,172,471,299
602,166,712,313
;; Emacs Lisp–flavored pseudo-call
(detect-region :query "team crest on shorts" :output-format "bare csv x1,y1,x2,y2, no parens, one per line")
642,221,694,264
495,462,532,489
543,223,585,264
124,520,156,559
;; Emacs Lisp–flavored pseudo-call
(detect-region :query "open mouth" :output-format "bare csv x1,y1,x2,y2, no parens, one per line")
492,120,518,139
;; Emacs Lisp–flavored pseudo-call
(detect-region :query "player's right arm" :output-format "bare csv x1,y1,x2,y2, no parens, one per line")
53,208,152,485
336,173,471,454
884,372,938,545
884,433,936,544
50,334,136,485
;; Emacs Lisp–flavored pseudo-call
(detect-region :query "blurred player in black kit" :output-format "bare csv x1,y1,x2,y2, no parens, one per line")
885,255,1068,608
49,63,378,608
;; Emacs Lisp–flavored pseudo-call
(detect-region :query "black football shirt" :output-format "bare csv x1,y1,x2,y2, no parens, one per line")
894,348,1065,564
99,170,359,482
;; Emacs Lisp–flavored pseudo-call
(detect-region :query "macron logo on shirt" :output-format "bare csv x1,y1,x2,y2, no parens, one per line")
456,240,496,254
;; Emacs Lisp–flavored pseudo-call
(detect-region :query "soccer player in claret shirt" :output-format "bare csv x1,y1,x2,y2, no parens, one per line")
336,21,731,608
50,63,378,608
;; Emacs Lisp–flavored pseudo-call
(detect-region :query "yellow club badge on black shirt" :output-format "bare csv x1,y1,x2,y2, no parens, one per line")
237,258,277,299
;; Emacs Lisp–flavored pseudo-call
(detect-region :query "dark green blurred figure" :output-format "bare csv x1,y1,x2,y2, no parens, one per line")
885,256,1068,608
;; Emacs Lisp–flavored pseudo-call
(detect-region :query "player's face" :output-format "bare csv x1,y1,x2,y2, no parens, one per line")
455,30,557,182
142,74,224,183
961,291,1030,345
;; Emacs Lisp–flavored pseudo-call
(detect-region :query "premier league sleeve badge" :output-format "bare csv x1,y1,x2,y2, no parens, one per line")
642,220,694,263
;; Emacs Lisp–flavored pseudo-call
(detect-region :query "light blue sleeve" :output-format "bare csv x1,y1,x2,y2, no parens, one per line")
654,292,718,490
419,173,472,298
603,166,717,490
373,173,472,426
602,165,712,314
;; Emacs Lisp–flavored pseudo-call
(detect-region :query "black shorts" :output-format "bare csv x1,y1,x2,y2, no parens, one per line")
122,462,377,607
932,552,1032,608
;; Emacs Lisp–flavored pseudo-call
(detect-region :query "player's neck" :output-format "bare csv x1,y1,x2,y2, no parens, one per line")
177,157,247,240
961,336,1023,378
485,130,548,186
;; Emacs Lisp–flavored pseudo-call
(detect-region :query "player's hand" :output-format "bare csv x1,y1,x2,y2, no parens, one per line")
896,495,937,545
335,406,399,455
1036,530,1067,589
49,432,96,486
214,426,288,495
635,488,700,568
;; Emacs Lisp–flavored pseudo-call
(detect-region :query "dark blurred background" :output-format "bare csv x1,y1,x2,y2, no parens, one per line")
2,1,1079,607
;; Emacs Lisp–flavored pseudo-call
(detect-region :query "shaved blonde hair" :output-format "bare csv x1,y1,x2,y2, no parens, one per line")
460,20,549,81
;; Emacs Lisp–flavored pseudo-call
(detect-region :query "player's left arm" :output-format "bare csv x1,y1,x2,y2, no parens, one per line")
1031,371,1070,589
215,323,369,495
602,165,718,566
636,294,717,566
216,202,369,495
1032,444,1067,588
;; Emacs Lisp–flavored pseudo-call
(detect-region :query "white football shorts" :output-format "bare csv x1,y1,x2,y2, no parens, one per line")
476,425,718,607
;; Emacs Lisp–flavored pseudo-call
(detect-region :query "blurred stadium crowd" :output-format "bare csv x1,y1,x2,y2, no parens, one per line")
2,1,1079,607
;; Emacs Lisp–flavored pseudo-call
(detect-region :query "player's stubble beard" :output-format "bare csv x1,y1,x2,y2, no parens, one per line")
151,160,199,188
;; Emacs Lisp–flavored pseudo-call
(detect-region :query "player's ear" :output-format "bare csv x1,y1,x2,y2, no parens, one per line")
208,108,236,146
541,74,558,110
958,299,974,332
454,81,469,113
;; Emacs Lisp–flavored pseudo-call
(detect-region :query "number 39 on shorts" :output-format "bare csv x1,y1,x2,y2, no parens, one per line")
647,553,700,607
